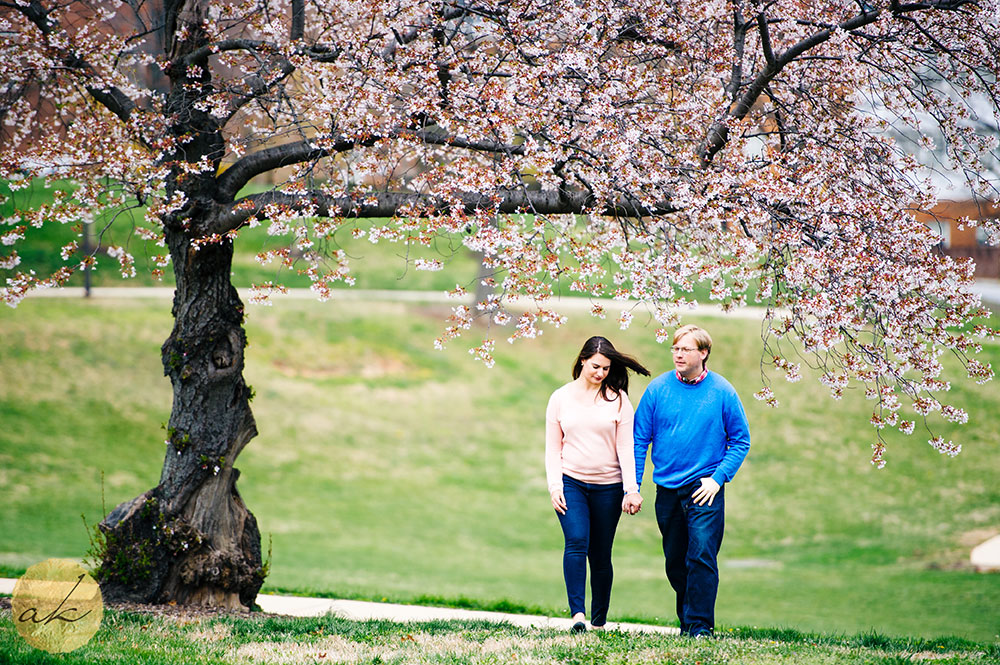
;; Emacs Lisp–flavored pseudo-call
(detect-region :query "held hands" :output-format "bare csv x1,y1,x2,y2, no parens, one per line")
550,489,567,515
551,489,644,515
692,477,721,506
622,492,642,515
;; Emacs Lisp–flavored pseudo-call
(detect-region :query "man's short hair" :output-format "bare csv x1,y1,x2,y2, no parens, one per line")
674,324,712,365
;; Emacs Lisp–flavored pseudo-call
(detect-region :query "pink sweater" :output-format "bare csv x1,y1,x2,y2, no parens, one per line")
545,382,639,494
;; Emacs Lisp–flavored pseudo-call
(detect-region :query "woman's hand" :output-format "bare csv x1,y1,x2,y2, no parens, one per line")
623,492,642,515
550,489,567,515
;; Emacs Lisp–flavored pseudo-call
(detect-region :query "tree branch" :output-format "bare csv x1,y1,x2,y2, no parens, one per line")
221,59,296,123
216,136,367,201
291,0,305,41
11,0,136,122
412,128,526,155
216,128,527,202
178,38,344,124
217,188,677,234
179,39,269,66
698,1,976,163
614,16,680,50
757,12,776,66
727,6,749,105
180,38,345,67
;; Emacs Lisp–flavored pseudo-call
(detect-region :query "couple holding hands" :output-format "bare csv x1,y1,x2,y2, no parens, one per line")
545,326,751,637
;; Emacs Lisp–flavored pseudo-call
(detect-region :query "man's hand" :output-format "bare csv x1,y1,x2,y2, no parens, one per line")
623,493,643,515
691,478,721,506
550,489,567,515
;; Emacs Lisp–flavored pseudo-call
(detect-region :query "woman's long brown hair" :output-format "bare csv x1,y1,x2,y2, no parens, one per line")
572,336,650,402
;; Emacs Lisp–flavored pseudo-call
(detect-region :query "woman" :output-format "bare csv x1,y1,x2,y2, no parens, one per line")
545,335,650,632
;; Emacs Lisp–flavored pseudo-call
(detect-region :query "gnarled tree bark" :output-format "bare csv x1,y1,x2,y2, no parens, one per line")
99,227,263,610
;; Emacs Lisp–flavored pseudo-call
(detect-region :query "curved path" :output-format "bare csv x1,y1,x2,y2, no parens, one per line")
0,577,676,634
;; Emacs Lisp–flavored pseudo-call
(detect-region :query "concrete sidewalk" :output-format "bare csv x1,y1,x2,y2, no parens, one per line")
26,280,1000,313
0,578,676,635
24,286,768,319
972,278,1000,306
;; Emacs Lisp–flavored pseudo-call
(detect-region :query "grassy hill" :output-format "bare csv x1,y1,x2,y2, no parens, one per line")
0,294,998,643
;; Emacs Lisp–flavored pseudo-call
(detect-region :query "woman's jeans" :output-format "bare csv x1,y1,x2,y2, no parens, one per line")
556,475,623,626
654,482,725,637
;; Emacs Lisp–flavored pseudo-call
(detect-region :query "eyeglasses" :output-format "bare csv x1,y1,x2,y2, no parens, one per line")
670,346,699,354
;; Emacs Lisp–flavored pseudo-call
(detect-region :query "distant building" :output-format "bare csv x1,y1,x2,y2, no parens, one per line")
913,199,1000,278
875,86,1000,280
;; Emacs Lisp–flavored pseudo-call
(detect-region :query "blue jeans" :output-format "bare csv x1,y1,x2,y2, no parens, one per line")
556,475,624,626
655,482,725,636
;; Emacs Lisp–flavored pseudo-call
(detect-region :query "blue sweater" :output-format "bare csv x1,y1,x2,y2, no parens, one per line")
633,371,750,489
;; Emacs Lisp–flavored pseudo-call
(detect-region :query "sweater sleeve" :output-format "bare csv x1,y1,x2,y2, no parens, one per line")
709,387,751,486
616,394,640,494
544,389,565,493
632,382,655,490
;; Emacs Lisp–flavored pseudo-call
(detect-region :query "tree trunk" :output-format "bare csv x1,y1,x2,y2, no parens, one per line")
97,227,264,610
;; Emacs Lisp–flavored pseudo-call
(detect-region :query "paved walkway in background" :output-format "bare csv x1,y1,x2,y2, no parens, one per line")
971,535,1000,572
26,278,1000,310
973,278,1000,305
24,286,767,319
0,578,677,634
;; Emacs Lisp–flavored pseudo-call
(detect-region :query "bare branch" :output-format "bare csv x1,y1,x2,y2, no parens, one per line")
757,13,776,66
727,6,749,105
216,136,367,201
291,0,305,41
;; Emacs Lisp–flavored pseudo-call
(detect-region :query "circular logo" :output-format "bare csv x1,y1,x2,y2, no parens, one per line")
12,559,103,653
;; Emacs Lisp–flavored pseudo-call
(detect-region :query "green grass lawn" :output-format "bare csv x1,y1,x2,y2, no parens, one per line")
0,296,998,643
1,610,996,665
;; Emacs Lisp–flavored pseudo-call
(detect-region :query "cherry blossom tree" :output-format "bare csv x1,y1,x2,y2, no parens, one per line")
2,0,998,608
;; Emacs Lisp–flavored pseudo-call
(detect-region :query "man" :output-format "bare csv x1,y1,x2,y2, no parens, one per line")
625,324,750,638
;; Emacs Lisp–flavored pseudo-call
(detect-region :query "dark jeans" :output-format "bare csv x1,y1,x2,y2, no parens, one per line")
556,474,624,626
655,482,725,636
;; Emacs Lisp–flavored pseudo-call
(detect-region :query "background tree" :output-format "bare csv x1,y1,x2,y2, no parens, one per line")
1,0,998,609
